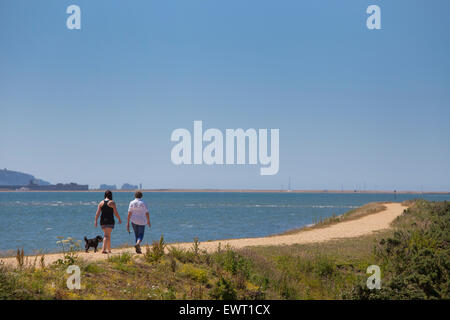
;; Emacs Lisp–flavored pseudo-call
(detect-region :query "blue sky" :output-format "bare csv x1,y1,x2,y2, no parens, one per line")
1,0,449,191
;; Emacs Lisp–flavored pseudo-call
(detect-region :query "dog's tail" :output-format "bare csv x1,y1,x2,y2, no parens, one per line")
84,236,88,242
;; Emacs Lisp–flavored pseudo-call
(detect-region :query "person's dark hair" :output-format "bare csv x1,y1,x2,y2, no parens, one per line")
135,191,143,199
104,190,113,200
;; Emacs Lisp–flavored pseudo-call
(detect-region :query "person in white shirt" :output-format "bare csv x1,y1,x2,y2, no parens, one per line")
126,191,151,254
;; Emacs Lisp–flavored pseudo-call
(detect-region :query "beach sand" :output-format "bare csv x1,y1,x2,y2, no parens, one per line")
1,202,407,267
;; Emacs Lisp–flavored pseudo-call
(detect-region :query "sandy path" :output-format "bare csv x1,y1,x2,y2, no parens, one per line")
1,202,406,267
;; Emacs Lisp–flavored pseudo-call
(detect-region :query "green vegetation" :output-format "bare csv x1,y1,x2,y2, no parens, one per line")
349,200,449,299
54,237,81,266
0,200,448,300
144,235,166,263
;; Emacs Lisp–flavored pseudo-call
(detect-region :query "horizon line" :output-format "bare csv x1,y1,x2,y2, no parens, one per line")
2,188,449,194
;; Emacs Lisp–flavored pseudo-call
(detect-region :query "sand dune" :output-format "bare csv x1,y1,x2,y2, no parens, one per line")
1,202,407,267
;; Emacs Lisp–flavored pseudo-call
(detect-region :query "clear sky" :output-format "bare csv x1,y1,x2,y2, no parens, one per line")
1,0,449,191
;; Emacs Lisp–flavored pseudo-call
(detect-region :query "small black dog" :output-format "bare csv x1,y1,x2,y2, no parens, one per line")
84,235,103,253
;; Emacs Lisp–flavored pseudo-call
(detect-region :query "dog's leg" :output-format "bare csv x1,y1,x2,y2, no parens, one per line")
94,245,97,253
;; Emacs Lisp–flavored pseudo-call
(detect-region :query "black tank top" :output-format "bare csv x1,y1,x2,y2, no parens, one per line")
100,200,115,226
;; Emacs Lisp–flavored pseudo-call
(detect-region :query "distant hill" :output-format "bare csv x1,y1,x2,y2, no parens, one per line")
0,168,51,186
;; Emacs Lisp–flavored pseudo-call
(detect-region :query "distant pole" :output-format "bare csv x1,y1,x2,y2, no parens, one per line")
288,176,291,191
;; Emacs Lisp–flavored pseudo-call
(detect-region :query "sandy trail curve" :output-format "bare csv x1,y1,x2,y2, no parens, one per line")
1,202,406,267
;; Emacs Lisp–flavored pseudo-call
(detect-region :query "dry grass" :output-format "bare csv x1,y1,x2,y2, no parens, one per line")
235,228,394,299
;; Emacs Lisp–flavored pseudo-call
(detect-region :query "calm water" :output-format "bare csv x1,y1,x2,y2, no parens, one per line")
0,192,449,254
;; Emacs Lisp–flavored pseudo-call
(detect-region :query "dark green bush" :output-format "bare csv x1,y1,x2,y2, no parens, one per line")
213,246,251,279
210,276,237,300
350,201,449,299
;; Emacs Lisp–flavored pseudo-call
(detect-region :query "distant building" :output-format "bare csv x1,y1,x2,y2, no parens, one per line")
121,183,138,190
99,184,117,190
31,182,89,191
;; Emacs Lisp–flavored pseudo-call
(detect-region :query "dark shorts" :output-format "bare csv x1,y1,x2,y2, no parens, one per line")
101,224,114,229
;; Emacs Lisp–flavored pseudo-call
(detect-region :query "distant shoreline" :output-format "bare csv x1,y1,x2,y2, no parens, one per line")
0,188,449,194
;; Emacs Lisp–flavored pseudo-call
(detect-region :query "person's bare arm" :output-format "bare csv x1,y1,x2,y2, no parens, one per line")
146,211,151,228
127,211,132,232
109,201,122,224
94,201,102,227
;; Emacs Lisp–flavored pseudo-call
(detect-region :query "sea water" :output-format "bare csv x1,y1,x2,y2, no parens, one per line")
0,192,448,254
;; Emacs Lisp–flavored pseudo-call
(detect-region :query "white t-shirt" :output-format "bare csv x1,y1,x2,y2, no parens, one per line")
128,198,149,226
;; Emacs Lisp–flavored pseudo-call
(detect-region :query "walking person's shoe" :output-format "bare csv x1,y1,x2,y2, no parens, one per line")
134,243,142,254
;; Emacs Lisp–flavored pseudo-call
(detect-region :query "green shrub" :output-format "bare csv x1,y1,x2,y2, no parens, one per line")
0,262,37,299
54,237,81,266
83,263,104,274
192,237,200,256
0,263,15,299
108,252,132,264
168,238,208,265
210,276,237,300
144,235,166,263
277,273,298,299
169,255,177,273
162,285,176,300
214,246,251,278
168,246,197,264
350,201,450,299
177,264,208,283
315,255,336,278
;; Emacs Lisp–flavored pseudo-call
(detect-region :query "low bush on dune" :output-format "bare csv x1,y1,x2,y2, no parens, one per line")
210,276,237,300
177,264,208,283
144,235,166,263
349,200,449,299
0,262,18,299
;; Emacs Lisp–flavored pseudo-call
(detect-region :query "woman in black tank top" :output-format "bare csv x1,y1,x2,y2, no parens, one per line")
94,190,122,254
100,199,115,227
